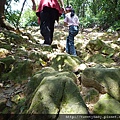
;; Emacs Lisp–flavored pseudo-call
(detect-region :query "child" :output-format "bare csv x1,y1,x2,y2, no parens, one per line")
64,8,79,55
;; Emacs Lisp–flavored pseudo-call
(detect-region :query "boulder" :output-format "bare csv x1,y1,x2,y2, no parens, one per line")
86,54,114,64
0,55,15,73
81,68,120,101
86,39,115,55
27,76,88,119
82,88,99,104
25,67,88,119
26,67,78,98
50,54,81,72
93,94,120,114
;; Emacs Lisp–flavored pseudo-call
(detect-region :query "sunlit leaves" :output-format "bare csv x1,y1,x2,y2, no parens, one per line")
3,0,120,30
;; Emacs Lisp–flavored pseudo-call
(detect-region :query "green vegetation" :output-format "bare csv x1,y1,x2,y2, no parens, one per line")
4,0,120,31
20,8,38,27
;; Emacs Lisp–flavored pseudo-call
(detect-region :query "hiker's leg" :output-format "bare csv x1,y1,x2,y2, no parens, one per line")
69,33,76,55
49,19,55,45
68,26,79,55
66,36,69,53
39,7,51,45
49,8,59,44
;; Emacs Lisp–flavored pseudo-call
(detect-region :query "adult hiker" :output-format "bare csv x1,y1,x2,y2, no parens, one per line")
31,0,65,45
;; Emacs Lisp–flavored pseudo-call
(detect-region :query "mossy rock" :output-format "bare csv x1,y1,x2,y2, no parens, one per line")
2,31,23,44
83,88,99,104
26,67,55,95
93,94,120,114
1,60,33,82
86,39,115,55
27,76,88,119
82,68,120,101
86,39,104,51
86,54,114,64
0,55,15,65
101,45,114,55
15,48,28,58
26,67,78,96
0,55,15,73
28,50,48,62
50,54,81,71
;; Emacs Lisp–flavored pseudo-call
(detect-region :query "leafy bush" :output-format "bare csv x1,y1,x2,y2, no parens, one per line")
6,10,21,27
20,8,38,27
107,20,120,32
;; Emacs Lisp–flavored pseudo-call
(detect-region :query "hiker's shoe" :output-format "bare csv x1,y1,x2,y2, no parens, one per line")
41,44,50,46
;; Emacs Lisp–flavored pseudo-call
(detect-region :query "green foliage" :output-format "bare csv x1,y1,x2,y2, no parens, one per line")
20,8,38,27
75,0,120,30
5,0,21,27
6,10,21,27
4,0,120,30
5,0,38,27
107,20,120,32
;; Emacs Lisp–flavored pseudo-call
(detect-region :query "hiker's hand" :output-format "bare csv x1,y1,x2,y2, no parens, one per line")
62,7,66,13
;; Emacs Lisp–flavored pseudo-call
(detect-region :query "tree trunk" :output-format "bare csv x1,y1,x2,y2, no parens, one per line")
0,0,6,23
0,0,15,31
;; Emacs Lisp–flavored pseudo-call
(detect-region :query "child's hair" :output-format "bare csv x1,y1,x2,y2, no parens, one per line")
65,6,72,11
70,9,75,17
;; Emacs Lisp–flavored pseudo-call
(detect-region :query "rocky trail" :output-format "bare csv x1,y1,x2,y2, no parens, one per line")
0,23,120,119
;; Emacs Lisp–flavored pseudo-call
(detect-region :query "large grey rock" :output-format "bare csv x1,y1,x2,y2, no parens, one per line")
86,54,114,63
27,70,88,119
81,68,120,101
82,88,99,104
86,39,115,55
50,54,81,72
27,67,78,95
93,94,120,114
